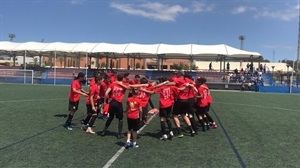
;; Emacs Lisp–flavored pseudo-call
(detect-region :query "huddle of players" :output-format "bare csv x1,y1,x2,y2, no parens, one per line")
64,70,217,148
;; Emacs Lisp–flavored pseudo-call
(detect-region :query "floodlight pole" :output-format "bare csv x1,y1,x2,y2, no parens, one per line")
239,35,246,50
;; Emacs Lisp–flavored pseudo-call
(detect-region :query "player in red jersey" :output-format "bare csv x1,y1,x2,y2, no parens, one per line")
154,77,177,140
169,71,196,137
128,75,140,98
99,75,111,119
109,70,118,83
123,72,130,84
124,89,142,149
82,76,103,134
195,77,210,132
101,74,148,138
65,72,88,131
201,78,217,129
184,72,199,133
137,77,154,126
89,71,101,87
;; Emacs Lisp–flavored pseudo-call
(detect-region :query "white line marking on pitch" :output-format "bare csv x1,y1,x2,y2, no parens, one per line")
214,102,300,112
103,113,157,168
0,98,67,103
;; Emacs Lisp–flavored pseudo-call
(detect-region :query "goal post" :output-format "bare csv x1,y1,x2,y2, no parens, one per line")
0,69,34,84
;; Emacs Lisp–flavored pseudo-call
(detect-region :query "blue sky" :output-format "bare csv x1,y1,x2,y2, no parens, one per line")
0,0,299,62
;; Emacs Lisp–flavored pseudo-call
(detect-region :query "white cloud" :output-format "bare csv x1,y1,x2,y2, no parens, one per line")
255,4,299,21
192,1,214,13
232,6,256,14
70,0,86,5
110,1,213,22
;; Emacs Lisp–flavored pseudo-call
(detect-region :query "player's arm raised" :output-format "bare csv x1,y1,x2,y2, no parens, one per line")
139,87,154,94
153,81,169,88
129,83,149,88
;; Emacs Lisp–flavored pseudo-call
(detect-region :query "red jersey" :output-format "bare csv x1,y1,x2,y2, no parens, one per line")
110,76,117,83
137,85,154,107
129,79,140,85
89,78,96,87
100,81,110,98
186,78,195,99
155,86,178,108
174,77,191,100
202,84,212,104
109,82,128,103
197,86,208,107
69,80,82,102
169,75,177,82
86,84,100,105
126,97,142,119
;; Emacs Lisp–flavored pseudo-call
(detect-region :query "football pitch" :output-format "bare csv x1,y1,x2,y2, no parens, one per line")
0,84,300,168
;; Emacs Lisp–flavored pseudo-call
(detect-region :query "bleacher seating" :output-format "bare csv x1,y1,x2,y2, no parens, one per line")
47,68,82,79
196,72,227,83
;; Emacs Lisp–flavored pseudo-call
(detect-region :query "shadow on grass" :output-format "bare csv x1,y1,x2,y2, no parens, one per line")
54,114,68,118
141,131,161,140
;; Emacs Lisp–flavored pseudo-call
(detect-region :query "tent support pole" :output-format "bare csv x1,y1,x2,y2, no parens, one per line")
85,51,88,81
54,50,56,85
24,50,26,84
133,57,136,70
223,56,226,72
106,54,109,70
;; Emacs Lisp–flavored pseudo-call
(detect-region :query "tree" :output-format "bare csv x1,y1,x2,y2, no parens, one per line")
136,62,141,69
191,64,198,70
100,62,106,68
170,62,189,70
58,57,64,67
170,63,181,70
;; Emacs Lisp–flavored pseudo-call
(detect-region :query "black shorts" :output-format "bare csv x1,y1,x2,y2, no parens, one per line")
205,104,211,113
68,101,79,111
188,98,196,115
108,99,123,120
127,118,139,131
196,106,207,115
173,99,189,115
159,106,172,118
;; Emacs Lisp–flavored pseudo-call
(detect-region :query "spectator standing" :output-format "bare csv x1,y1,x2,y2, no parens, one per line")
209,62,212,71
226,62,230,72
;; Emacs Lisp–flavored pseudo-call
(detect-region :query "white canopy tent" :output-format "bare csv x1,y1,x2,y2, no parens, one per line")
0,41,261,58
0,41,262,84
0,41,262,71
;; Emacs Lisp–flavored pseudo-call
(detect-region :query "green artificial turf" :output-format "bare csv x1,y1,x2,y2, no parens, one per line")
0,84,299,168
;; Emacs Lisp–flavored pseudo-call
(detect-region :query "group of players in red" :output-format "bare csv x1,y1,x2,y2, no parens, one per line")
64,70,217,149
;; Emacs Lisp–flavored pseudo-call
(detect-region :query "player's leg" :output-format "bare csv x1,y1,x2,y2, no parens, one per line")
86,113,97,134
181,101,195,136
116,102,124,139
196,107,206,132
188,99,198,133
65,101,79,130
172,101,183,137
165,106,174,138
101,101,116,136
132,119,139,148
142,105,148,124
125,118,132,149
82,104,92,130
148,97,154,109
